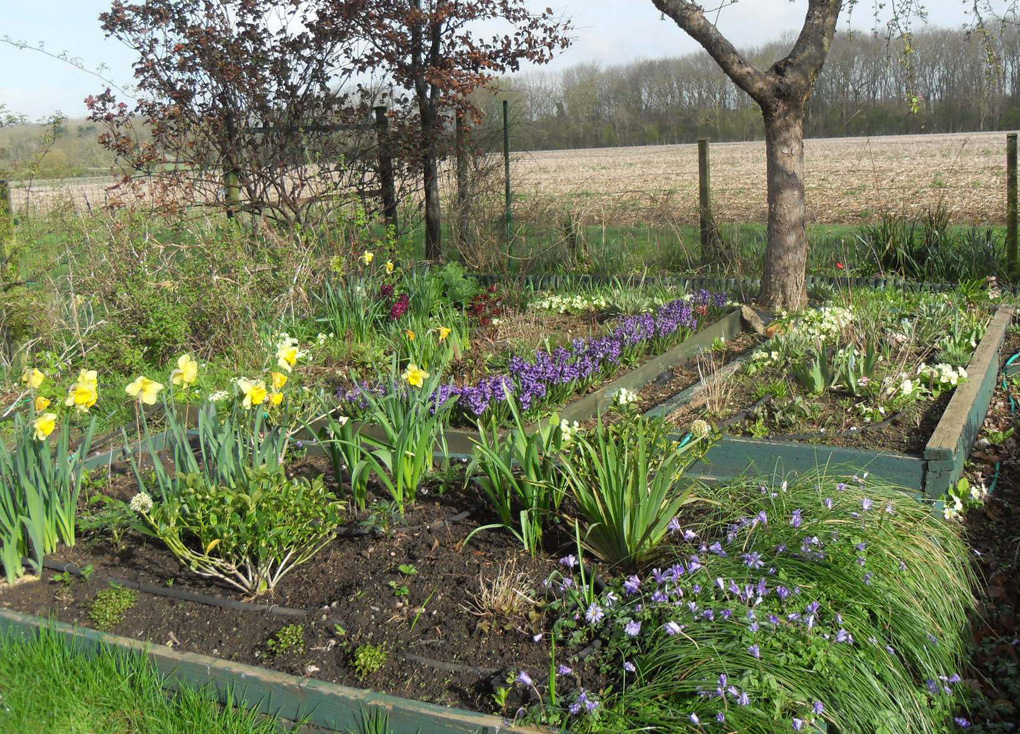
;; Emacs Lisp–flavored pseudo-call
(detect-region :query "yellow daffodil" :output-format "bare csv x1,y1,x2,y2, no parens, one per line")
238,379,268,409
361,251,375,265
401,363,429,388
171,353,199,388
33,412,57,442
271,371,288,391
34,396,51,411
385,260,394,273
275,337,303,373
438,326,452,342
405,329,416,341
65,370,99,413
21,368,45,390
126,375,165,406
269,391,284,406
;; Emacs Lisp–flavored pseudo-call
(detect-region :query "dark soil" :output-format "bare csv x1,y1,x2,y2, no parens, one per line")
0,460,587,715
958,346,1020,731
667,355,963,457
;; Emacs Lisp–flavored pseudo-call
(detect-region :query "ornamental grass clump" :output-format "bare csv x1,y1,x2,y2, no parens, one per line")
133,467,345,595
559,415,710,569
546,470,976,733
0,412,95,583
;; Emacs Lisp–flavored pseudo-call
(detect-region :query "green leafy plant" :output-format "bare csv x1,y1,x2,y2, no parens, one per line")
128,400,291,502
554,470,976,733
134,467,345,595
352,372,452,514
559,416,709,569
307,410,369,511
465,395,568,556
88,586,138,631
266,624,305,656
353,644,388,680
0,413,95,583
833,342,881,396
791,341,834,396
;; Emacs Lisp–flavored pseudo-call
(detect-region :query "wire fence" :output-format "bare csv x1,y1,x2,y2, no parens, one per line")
4,128,1016,228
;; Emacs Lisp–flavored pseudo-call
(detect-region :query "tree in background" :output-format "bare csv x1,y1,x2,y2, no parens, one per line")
88,0,377,228
322,0,572,260
650,0,1019,311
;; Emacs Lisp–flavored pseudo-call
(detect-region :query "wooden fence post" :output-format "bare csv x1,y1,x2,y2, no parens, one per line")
374,106,399,232
455,113,471,248
223,110,240,218
1008,133,1018,278
698,138,712,255
503,100,512,249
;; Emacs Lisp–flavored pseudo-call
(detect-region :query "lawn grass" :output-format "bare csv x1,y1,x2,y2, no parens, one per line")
0,628,286,734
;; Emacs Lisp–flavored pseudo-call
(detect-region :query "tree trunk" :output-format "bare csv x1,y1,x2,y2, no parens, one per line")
423,144,442,261
758,101,809,311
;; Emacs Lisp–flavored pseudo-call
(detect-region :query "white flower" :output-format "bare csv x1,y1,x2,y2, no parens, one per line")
691,419,712,439
614,388,639,407
560,419,580,444
900,379,915,396
129,492,153,514
208,390,230,402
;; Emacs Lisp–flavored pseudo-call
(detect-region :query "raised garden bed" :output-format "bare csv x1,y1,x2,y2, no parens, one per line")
0,606,541,734
655,305,1015,498
0,474,564,731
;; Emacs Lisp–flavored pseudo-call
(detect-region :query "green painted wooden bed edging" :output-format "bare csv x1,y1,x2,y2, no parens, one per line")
656,305,1015,498
0,608,543,734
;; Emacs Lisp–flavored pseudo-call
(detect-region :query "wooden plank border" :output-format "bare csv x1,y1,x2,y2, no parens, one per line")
923,305,1015,497
0,608,537,734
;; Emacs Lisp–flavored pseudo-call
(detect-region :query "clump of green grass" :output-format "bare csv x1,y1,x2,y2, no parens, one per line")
551,469,976,733
0,629,284,733
353,643,388,680
87,585,138,631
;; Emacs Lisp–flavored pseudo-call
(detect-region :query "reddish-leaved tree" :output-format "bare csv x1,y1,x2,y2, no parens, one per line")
89,0,380,227
320,0,572,260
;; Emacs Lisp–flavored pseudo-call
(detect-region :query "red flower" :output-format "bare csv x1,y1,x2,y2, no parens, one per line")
836,262,845,270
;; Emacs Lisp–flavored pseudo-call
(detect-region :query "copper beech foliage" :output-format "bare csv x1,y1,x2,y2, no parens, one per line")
86,0,572,245
316,1,573,258
87,0,387,227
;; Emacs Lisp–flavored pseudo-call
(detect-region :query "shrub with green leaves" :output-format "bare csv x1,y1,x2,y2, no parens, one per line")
559,415,708,569
545,470,976,734
133,467,345,595
465,397,568,556
0,413,95,583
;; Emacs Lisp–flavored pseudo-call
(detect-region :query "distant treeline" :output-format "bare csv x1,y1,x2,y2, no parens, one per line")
496,26,1020,150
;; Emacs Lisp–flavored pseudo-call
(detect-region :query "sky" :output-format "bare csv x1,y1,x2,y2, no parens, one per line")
0,0,990,120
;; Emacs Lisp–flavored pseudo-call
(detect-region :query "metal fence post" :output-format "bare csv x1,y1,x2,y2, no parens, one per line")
1008,133,1018,278
503,100,512,249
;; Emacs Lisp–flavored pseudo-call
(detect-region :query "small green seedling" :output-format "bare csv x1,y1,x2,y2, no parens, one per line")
88,586,138,631
267,624,306,656
388,580,409,597
397,563,418,576
353,644,388,680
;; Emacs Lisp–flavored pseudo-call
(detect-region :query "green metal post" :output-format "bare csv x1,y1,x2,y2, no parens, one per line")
1008,133,1017,278
503,100,512,249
